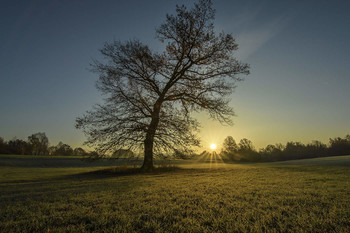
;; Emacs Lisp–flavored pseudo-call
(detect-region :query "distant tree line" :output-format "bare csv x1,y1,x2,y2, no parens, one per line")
221,135,350,162
2,132,350,161
0,132,90,156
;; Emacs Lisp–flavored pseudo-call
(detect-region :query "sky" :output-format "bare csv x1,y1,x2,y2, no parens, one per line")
1,0,349,151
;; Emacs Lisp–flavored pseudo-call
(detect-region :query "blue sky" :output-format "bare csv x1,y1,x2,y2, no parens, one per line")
1,0,349,150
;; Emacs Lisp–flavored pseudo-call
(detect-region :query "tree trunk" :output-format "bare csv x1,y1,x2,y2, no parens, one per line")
142,137,154,171
141,100,162,171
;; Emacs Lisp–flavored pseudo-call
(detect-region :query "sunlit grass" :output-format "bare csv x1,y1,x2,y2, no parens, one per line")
1,155,350,232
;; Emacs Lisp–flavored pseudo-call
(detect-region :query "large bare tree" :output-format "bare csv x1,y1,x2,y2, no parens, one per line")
76,0,249,170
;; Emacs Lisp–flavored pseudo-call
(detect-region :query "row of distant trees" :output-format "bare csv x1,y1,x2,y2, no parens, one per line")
0,132,89,156
2,132,350,162
221,135,350,162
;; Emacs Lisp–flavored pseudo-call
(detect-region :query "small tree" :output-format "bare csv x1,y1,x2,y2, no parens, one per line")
52,142,73,156
73,147,87,156
76,0,249,170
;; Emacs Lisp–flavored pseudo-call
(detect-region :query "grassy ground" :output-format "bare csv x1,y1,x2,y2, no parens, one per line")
1,154,349,232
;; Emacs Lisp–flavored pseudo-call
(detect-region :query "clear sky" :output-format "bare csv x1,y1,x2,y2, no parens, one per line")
1,0,349,151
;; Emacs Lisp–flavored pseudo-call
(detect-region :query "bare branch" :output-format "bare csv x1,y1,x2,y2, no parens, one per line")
76,0,249,167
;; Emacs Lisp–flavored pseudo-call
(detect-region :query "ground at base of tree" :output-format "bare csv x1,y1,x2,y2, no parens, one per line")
1,155,350,232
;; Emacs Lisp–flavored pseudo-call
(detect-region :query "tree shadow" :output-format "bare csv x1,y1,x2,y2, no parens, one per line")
64,165,187,180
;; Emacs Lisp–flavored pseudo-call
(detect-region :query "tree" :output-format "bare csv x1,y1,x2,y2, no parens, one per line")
28,132,49,155
0,137,9,154
305,140,327,158
329,135,350,156
7,138,30,155
221,136,239,161
238,138,255,152
48,146,57,156
222,136,238,153
73,147,87,156
284,142,306,160
52,142,73,156
259,144,284,161
237,138,259,161
76,0,249,170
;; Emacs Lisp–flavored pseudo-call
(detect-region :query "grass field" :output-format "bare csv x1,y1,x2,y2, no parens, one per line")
1,154,350,232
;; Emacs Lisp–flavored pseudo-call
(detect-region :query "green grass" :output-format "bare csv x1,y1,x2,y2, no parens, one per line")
1,155,350,232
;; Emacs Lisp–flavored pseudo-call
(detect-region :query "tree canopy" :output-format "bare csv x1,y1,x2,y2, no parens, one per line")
76,0,249,170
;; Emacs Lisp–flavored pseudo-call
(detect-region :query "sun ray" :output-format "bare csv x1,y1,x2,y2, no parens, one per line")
209,152,213,169
213,151,219,168
196,151,208,162
216,152,229,169
202,151,211,163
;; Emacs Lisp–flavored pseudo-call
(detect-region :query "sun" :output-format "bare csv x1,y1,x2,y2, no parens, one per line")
210,144,216,150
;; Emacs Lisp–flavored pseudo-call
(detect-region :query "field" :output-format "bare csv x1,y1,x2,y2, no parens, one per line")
1,154,350,232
